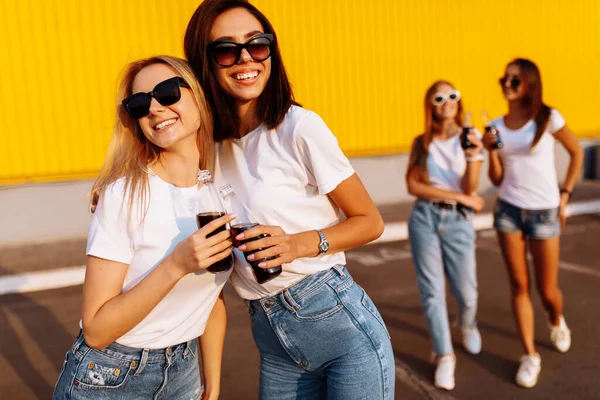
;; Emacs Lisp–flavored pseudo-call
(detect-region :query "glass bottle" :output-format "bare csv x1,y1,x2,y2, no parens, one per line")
196,170,233,273
219,184,282,284
461,110,476,149
481,110,503,149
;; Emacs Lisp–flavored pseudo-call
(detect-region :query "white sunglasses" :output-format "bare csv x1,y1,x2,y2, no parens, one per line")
431,90,461,106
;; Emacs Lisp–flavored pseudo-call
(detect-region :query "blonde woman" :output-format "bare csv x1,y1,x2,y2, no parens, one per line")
406,81,485,390
53,56,234,400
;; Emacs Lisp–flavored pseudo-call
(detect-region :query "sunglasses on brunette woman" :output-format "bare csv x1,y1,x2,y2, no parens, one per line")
207,33,274,67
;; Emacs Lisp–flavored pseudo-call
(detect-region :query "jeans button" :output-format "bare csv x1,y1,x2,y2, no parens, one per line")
264,300,275,308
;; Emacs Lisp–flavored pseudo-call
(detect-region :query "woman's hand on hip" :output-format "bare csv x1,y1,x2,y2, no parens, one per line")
559,193,569,228
235,224,301,268
168,213,236,276
459,193,485,212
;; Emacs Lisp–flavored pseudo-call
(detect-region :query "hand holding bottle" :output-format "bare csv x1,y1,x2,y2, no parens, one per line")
234,224,301,268
167,213,236,278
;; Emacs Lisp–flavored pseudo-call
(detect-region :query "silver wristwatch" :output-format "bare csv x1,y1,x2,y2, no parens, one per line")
316,230,329,256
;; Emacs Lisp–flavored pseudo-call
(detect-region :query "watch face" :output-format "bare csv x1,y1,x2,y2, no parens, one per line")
320,241,329,253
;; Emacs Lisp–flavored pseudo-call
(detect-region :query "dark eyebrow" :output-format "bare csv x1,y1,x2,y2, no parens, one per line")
214,30,264,42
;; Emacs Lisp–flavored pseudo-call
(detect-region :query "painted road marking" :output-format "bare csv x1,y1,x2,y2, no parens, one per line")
1,200,599,295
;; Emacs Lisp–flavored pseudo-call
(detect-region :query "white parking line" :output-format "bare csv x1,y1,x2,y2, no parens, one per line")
1,200,599,295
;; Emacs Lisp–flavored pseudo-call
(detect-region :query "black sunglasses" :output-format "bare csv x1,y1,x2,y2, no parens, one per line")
122,77,190,119
207,33,274,67
499,76,521,89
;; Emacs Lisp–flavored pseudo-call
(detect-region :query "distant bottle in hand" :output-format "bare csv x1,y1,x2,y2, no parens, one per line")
481,110,503,149
461,110,476,149
219,184,282,284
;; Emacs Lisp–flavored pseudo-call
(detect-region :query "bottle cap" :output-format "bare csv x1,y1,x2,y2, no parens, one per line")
197,170,212,183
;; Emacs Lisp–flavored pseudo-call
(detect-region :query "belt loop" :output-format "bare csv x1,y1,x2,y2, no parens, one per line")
332,265,346,278
71,330,85,355
134,349,149,377
279,290,296,313
183,339,193,359
282,289,302,312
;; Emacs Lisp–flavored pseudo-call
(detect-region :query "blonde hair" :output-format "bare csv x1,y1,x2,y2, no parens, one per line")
90,56,213,218
407,80,463,183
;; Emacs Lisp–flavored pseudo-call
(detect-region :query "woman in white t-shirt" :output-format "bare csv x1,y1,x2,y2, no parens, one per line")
184,1,394,399
483,58,583,389
406,81,485,391
53,56,235,400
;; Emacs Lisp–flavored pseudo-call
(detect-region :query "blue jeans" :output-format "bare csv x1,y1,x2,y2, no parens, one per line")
408,200,479,355
247,265,395,400
493,198,561,239
53,332,202,400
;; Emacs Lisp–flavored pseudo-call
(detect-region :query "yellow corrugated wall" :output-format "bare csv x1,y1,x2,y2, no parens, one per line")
1,0,599,184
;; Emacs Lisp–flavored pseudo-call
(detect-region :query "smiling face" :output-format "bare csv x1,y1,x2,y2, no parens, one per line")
131,63,201,150
501,64,528,101
432,83,460,121
208,7,271,107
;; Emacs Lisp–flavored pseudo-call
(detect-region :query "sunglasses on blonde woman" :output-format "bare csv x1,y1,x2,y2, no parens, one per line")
122,77,190,119
431,90,461,106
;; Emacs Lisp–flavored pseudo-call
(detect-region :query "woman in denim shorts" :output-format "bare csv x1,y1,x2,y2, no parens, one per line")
483,58,583,388
406,81,486,390
53,56,235,399
184,1,395,398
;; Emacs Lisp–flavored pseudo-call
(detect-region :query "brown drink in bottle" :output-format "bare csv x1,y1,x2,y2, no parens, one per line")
219,184,282,284
196,170,233,273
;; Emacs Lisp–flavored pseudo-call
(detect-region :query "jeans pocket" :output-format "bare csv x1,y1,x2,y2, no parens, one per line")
361,290,391,339
73,350,135,390
292,282,344,322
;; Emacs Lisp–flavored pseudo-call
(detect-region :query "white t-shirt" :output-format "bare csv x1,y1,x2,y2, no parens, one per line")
86,172,231,349
493,109,566,209
427,130,484,193
214,106,355,300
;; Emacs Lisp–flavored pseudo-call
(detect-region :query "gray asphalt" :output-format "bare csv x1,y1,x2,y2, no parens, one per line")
1,214,599,400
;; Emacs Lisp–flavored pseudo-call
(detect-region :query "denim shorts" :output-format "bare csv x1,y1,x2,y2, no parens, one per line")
53,332,202,400
247,265,395,400
493,198,560,239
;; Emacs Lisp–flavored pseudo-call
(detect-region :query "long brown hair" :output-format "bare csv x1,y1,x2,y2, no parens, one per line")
90,56,213,219
507,58,551,148
184,0,299,141
407,80,464,183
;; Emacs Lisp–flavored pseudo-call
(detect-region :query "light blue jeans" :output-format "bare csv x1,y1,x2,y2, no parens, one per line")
53,331,202,400
408,200,479,355
247,265,395,400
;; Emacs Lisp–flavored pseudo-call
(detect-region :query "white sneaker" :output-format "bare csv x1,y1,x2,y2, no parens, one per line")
433,354,456,390
549,315,571,353
515,353,541,388
461,326,482,355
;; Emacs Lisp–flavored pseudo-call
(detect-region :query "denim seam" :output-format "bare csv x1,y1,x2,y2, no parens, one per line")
274,320,310,370
291,304,345,322
342,295,391,399
153,349,174,400
361,296,391,340
259,268,340,315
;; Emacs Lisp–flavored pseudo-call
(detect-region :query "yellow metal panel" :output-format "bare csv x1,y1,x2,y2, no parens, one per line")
1,0,599,184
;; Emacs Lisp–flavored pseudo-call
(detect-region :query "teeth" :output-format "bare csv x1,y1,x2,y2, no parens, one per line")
154,119,176,130
235,71,259,80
